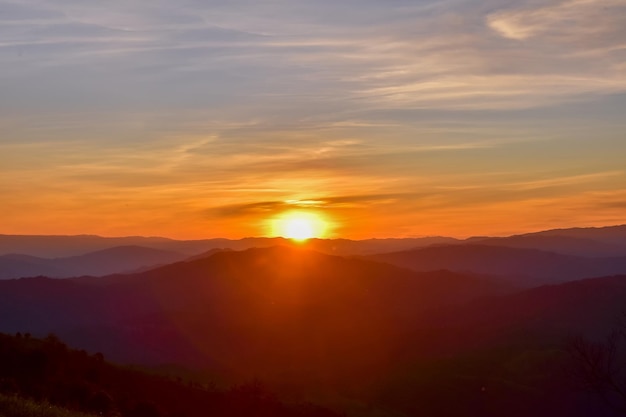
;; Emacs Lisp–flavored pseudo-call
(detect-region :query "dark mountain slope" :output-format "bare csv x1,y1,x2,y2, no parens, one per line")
0,246,186,279
448,274,626,341
0,254,67,279
0,247,510,382
0,234,460,258
2,248,626,416
370,244,626,286
469,234,626,257
0,234,181,258
530,224,626,244
2,225,624,260
0,332,343,417
58,245,186,276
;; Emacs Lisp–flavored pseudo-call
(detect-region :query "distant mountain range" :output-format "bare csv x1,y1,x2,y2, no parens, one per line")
0,234,458,258
0,247,511,372
0,245,186,279
2,224,625,260
369,244,626,286
0,245,623,369
1,244,626,416
468,224,626,257
0,235,461,279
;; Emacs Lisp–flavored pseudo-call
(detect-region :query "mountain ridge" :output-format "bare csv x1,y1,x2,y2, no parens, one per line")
0,245,186,279
369,243,626,286
2,223,625,258
1,245,626,416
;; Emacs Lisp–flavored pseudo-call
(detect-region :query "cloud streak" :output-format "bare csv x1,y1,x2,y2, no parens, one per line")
210,193,413,218
1,0,625,238
2,0,626,113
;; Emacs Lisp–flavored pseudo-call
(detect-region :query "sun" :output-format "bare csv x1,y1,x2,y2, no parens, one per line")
284,218,315,240
272,211,327,241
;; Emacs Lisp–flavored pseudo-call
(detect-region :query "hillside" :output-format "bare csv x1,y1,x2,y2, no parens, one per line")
0,234,458,259
2,225,625,260
0,332,342,417
0,246,186,280
370,244,626,286
2,247,626,415
466,224,626,257
0,393,95,417
469,234,626,257
0,247,510,382
529,224,626,245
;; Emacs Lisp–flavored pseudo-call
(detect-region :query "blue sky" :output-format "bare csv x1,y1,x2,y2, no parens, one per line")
1,0,625,238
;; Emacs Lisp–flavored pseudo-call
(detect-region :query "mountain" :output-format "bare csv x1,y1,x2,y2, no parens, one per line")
468,234,626,257
451,274,626,339
461,224,626,257
0,333,343,417
530,224,626,245
1,246,625,416
0,246,510,379
0,234,183,258
0,254,68,279
1,225,625,259
0,245,186,279
369,244,626,286
185,247,233,262
293,236,460,255
401,274,626,356
371,274,626,417
0,234,460,258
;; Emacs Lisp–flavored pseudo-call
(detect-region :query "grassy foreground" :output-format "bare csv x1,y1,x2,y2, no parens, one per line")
0,393,95,417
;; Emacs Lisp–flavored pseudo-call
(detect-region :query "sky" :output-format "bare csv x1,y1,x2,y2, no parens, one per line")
1,0,626,239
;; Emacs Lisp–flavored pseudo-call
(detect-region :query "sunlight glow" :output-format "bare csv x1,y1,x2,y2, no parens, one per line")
272,211,327,241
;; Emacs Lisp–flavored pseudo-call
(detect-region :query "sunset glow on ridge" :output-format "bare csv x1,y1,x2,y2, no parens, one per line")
2,2,626,414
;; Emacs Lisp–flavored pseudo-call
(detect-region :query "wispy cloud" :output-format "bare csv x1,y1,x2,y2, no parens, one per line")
1,0,625,237
210,193,413,218
509,170,625,191
2,0,626,115
487,0,626,42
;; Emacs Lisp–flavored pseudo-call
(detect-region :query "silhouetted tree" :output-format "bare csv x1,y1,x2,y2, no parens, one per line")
568,316,626,414
0,332,345,417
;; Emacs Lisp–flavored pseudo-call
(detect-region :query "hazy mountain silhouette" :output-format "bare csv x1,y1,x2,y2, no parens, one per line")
370,244,626,286
468,234,626,257
0,247,510,380
0,332,344,417
1,246,626,416
184,247,233,261
406,274,626,354
291,236,460,255
0,234,184,258
0,234,460,258
2,224,624,259
372,275,626,417
0,254,68,279
528,224,626,244
0,245,186,279
464,224,626,257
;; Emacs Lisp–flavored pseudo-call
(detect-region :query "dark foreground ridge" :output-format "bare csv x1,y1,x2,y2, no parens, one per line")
0,332,343,417
2,246,626,416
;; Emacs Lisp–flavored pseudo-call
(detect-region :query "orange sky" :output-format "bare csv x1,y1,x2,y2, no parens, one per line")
1,0,626,239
